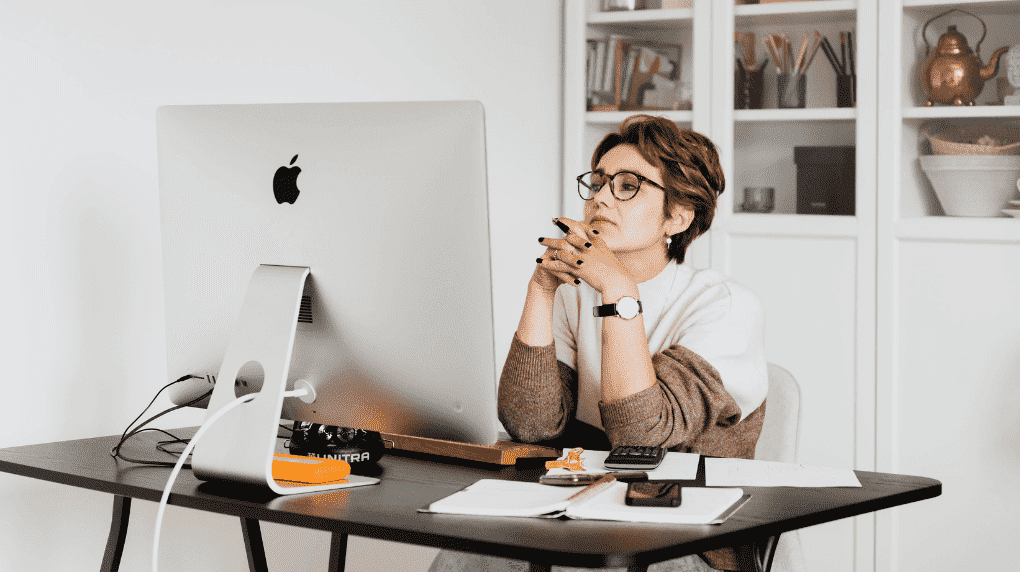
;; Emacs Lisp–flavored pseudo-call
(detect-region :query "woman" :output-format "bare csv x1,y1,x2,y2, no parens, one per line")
430,115,768,572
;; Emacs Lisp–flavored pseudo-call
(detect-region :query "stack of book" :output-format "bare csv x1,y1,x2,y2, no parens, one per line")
587,35,684,111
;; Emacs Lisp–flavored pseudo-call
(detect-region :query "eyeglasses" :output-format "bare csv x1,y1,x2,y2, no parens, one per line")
576,170,667,201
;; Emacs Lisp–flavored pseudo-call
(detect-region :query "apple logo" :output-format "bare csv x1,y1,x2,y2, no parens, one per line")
273,154,301,204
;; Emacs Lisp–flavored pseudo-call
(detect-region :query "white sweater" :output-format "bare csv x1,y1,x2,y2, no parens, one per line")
552,260,768,428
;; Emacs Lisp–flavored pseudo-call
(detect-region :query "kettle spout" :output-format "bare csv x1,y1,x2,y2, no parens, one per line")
981,46,1010,81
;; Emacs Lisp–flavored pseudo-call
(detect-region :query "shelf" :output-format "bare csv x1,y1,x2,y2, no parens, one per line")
895,216,1020,242
586,110,693,124
587,8,693,32
735,0,856,26
735,107,857,122
903,0,1020,16
718,213,858,238
903,106,1020,119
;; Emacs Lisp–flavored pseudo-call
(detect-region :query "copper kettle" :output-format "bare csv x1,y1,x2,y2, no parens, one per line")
920,8,1009,106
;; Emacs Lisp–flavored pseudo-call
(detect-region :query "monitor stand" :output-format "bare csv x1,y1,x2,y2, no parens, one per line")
191,264,378,495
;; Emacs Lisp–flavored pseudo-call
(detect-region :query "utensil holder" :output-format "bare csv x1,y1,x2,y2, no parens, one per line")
837,74,856,108
777,73,807,109
735,67,765,109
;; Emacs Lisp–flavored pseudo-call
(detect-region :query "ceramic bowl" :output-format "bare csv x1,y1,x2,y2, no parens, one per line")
918,155,1020,217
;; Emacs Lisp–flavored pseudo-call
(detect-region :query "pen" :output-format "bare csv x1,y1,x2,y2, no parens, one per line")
540,472,648,485
840,32,847,76
820,35,841,75
565,474,617,503
847,31,856,76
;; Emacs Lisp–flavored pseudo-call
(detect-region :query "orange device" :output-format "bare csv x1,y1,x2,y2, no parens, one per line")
271,453,351,484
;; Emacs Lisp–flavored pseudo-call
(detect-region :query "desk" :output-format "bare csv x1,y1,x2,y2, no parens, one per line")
0,427,940,572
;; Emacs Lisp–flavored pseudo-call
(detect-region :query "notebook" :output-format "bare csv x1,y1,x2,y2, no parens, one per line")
421,477,747,524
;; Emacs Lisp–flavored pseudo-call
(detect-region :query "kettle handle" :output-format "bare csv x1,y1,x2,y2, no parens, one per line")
923,8,986,57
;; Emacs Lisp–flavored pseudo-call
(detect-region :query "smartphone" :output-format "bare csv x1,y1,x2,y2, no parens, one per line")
625,481,682,507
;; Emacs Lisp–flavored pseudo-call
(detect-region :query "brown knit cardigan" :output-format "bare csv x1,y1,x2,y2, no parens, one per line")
497,332,766,571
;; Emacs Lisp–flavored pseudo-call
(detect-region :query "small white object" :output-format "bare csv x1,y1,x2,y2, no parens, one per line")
1001,209,1020,218
1009,199,1020,206
291,379,316,404
918,155,1020,217
1006,46,1020,104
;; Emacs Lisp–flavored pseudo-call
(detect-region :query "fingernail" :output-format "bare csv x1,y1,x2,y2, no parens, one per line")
538,237,545,243
555,220,570,233
576,259,583,266
592,229,599,235
584,242,592,248
536,257,543,264
573,279,580,285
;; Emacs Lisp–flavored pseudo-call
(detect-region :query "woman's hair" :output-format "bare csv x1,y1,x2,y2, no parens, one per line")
590,115,725,264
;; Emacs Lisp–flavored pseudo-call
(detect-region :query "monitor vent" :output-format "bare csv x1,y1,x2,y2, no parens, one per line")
298,295,313,324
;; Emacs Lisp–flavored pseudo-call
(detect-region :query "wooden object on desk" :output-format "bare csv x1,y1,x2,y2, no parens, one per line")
380,432,561,465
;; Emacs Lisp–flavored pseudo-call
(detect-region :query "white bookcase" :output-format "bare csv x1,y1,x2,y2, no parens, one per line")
565,1,1020,571
875,2,1020,572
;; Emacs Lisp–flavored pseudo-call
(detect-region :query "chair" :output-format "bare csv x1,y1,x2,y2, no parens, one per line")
749,363,808,572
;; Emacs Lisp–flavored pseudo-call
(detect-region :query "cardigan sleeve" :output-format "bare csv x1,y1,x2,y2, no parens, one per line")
598,344,764,459
496,332,579,443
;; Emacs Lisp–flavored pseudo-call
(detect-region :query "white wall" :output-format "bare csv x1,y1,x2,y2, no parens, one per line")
0,1,563,571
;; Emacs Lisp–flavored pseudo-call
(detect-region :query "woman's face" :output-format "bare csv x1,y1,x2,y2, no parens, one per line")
584,143,691,256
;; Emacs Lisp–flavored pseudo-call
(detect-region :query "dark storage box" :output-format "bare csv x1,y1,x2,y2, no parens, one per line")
794,146,855,215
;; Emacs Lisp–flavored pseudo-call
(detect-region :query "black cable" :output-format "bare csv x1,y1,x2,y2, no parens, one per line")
111,375,213,468
111,374,296,468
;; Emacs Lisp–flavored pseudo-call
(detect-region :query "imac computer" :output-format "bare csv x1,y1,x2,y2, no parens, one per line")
157,101,515,491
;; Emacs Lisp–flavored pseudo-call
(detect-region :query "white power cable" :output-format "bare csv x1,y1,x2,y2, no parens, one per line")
152,385,312,572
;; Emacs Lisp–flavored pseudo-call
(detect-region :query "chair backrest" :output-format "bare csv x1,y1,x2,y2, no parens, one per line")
754,363,801,463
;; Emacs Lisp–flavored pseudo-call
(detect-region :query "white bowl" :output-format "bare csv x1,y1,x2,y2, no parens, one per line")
918,155,1020,217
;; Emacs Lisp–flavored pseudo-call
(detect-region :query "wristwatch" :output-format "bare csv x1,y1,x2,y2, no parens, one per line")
593,296,643,320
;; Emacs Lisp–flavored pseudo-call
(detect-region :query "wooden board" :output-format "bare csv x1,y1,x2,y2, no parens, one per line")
380,433,561,465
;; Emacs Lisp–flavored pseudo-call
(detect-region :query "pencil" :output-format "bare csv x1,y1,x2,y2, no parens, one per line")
765,36,782,74
802,32,823,74
794,35,808,74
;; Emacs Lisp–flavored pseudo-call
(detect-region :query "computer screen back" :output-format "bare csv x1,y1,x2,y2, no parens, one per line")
157,100,499,445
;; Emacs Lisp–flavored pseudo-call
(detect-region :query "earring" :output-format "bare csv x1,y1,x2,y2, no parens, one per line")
666,237,672,246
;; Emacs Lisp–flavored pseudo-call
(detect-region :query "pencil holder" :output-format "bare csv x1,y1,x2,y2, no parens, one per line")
734,67,765,109
837,74,856,108
777,73,807,109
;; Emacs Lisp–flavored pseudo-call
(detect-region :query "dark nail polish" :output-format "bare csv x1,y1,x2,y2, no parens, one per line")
538,237,545,243
536,257,543,264
555,220,570,233
573,279,580,285
592,229,599,235
576,260,583,266
584,242,592,248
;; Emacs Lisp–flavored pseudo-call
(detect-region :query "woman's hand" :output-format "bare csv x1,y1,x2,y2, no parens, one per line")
531,217,635,295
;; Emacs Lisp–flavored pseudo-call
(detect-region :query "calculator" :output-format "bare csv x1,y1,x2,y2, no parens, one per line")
604,445,666,470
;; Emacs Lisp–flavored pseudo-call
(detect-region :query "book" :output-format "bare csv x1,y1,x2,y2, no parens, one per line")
422,477,747,525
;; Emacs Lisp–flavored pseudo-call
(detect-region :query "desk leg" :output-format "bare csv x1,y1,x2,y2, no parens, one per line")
100,495,130,572
240,518,270,572
328,532,348,572
737,534,780,572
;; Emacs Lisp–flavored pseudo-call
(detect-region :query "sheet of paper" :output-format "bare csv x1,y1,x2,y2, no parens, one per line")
546,449,699,480
425,480,578,516
705,458,862,487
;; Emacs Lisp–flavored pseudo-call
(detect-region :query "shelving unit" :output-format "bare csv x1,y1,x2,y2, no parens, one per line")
876,2,1020,572
564,2,1020,571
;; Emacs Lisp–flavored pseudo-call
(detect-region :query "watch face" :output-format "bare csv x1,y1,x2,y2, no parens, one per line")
617,297,640,319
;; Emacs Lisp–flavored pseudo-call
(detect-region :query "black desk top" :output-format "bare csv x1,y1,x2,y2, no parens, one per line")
0,427,941,570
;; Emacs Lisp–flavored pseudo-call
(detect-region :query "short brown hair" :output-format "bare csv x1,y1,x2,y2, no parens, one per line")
591,115,724,264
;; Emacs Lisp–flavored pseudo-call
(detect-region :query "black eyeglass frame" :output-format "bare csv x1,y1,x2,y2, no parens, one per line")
576,170,668,202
